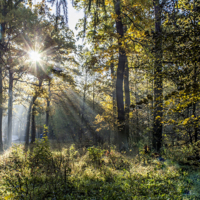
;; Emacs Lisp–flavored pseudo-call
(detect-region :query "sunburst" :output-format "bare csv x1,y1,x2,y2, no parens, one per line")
28,50,41,62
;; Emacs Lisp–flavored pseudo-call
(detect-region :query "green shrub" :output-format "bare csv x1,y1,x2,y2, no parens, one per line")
87,146,104,166
0,142,198,199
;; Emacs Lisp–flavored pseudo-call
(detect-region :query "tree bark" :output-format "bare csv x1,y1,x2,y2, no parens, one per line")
46,80,50,134
113,0,128,151
124,56,130,141
25,79,43,148
152,0,163,152
111,58,117,145
0,22,5,151
81,69,87,144
192,58,198,142
7,69,13,147
31,105,36,143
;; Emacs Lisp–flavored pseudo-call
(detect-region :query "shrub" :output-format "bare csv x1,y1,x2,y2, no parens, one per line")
87,146,104,166
0,142,197,199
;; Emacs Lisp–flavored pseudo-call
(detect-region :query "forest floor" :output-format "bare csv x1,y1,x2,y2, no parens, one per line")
0,137,200,199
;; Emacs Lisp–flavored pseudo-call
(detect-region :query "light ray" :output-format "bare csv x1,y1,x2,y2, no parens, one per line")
28,50,41,62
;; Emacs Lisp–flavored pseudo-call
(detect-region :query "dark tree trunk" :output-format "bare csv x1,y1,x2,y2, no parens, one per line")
25,79,43,148
193,63,198,142
152,0,163,152
46,80,51,134
111,58,117,145
31,105,36,143
113,0,128,151
116,52,127,151
134,69,140,143
92,71,95,111
124,56,130,140
7,70,13,147
111,59,116,112
25,100,33,147
81,69,87,144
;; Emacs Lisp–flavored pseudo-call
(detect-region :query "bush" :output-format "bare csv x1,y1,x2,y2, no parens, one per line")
0,142,198,199
1,137,73,200
87,146,104,166
163,141,200,167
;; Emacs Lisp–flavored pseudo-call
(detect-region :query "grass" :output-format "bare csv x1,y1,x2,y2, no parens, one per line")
0,137,199,199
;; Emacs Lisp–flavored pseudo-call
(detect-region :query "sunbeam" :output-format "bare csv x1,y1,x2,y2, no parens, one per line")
28,50,41,62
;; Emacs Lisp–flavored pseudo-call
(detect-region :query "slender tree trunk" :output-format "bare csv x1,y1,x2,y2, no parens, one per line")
7,70,13,147
113,0,128,151
31,105,36,143
153,0,163,152
46,100,49,128
92,71,95,111
46,80,50,135
0,57,3,151
193,62,198,142
25,79,43,148
124,56,130,141
81,69,87,144
25,100,33,147
111,57,117,145
0,22,5,151
135,69,139,143
92,72,96,144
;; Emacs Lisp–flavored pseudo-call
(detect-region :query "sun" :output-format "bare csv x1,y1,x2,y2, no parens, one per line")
28,50,41,62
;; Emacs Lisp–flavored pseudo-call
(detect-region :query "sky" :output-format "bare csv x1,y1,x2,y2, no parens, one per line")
68,2,84,39
32,0,84,45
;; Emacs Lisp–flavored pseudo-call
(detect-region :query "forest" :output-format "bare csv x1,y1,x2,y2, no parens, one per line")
0,0,200,199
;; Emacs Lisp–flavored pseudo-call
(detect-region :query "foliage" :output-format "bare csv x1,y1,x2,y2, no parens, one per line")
163,141,200,167
0,142,199,199
87,146,104,165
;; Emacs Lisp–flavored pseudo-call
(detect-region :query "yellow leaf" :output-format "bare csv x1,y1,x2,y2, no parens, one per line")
4,195,14,200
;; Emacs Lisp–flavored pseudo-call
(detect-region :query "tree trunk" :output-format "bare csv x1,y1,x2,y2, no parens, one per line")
46,80,50,134
193,62,198,142
134,68,140,143
111,58,117,145
113,0,128,151
0,21,5,151
25,79,43,148
31,105,36,143
25,100,33,147
81,69,87,144
124,56,130,141
153,0,163,152
7,70,13,147
0,56,3,151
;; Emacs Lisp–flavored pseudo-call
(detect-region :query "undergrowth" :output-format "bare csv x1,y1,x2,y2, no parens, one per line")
0,137,199,199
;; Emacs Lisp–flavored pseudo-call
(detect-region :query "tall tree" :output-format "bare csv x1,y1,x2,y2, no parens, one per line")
76,0,130,150
152,0,163,152
0,27,4,151
113,0,128,151
124,56,130,143
0,0,26,149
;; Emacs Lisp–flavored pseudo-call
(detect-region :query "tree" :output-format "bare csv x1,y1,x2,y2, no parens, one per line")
152,0,163,152
0,0,30,149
